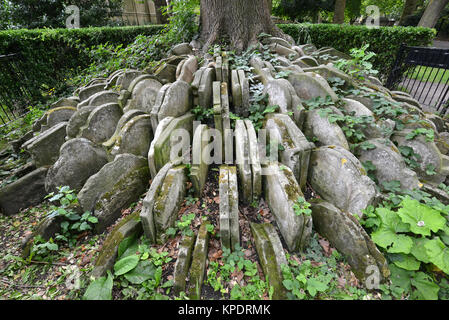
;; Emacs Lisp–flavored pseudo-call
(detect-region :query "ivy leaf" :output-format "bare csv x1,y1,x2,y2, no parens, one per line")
83,271,113,300
123,260,156,284
424,237,449,274
306,278,329,297
114,254,140,276
389,264,412,293
411,272,439,300
397,197,446,236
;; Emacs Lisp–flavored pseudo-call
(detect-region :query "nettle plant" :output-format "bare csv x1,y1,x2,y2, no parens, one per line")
361,188,449,300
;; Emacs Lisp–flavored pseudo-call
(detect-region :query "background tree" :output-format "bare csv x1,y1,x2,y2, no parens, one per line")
154,0,169,24
8,0,123,29
199,0,291,51
272,0,334,22
418,0,449,28
333,0,347,23
399,0,420,25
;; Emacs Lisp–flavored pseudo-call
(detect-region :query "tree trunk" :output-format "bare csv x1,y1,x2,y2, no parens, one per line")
266,0,272,15
418,0,448,28
154,0,169,25
199,0,290,52
399,0,419,25
333,0,346,24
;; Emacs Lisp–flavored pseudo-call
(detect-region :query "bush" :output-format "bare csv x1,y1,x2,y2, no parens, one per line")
278,23,436,77
0,25,164,109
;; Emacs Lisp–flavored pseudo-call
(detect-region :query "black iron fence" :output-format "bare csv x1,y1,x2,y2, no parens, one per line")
386,44,449,115
0,53,34,127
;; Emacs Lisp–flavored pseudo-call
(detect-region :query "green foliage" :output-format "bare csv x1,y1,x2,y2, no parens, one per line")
362,190,449,300
206,245,272,300
84,235,174,300
399,146,421,170
278,23,436,77
405,128,435,142
166,213,196,238
83,271,114,300
42,186,97,248
192,105,213,122
334,44,379,81
293,197,312,217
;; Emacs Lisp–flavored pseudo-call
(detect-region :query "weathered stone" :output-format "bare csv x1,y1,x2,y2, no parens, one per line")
87,91,119,108
198,68,215,109
79,84,107,102
154,63,177,84
263,162,312,252
264,113,314,191
266,37,292,49
153,165,187,243
173,235,196,295
91,211,143,278
111,114,153,158
245,120,262,201
251,223,288,300
436,132,449,155
309,145,377,217
213,81,223,138
0,167,48,216
215,55,223,82
187,221,210,300
304,65,355,89
310,199,390,283
11,131,34,153
93,163,149,233
231,70,242,111
219,166,240,251
221,82,232,164
299,44,317,55
288,72,338,102
21,214,63,258
425,113,447,133
43,107,77,131
222,52,230,84
103,110,146,148
153,113,194,173
191,124,210,197
78,154,148,213
124,77,163,114
357,138,420,190
66,106,96,139
172,43,193,56
22,122,68,167
80,103,123,144
150,84,171,133
269,43,299,60
391,129,449,185
238,70,250,116
293,56,319,68
304,108,349,150
158,80,193,121
116,70,143,91
314,47,351,64
45,138,108,193
235,120,252,203
148,117,175,179
177,55,198,84
392,94,421,108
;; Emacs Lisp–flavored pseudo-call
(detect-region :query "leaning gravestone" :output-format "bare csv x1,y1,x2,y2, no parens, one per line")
45,138,109,193
80,103,123,144
111,114,153,158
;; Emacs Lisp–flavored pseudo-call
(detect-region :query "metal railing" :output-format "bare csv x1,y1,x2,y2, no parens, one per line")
386,44,449,115
0,53,34,127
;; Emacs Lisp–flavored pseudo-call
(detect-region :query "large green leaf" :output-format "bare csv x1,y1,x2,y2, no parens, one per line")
389,264,412,292
114,254,140,276
83,271,113,300
118,235,138,259
391,253,421,271
371,207,412,253
410,238,431,263
123,260,156,284
424,237,449,275
397,198,446,236
411,272,439,300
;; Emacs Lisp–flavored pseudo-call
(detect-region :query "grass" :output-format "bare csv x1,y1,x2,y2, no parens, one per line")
409,67,449,84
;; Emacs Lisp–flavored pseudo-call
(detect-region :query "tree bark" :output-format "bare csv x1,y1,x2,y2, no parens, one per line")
399,0,419,25
153,0,169,24
199,0,290,52
333,0,346,24
418,0,449,28
266,0,272,15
